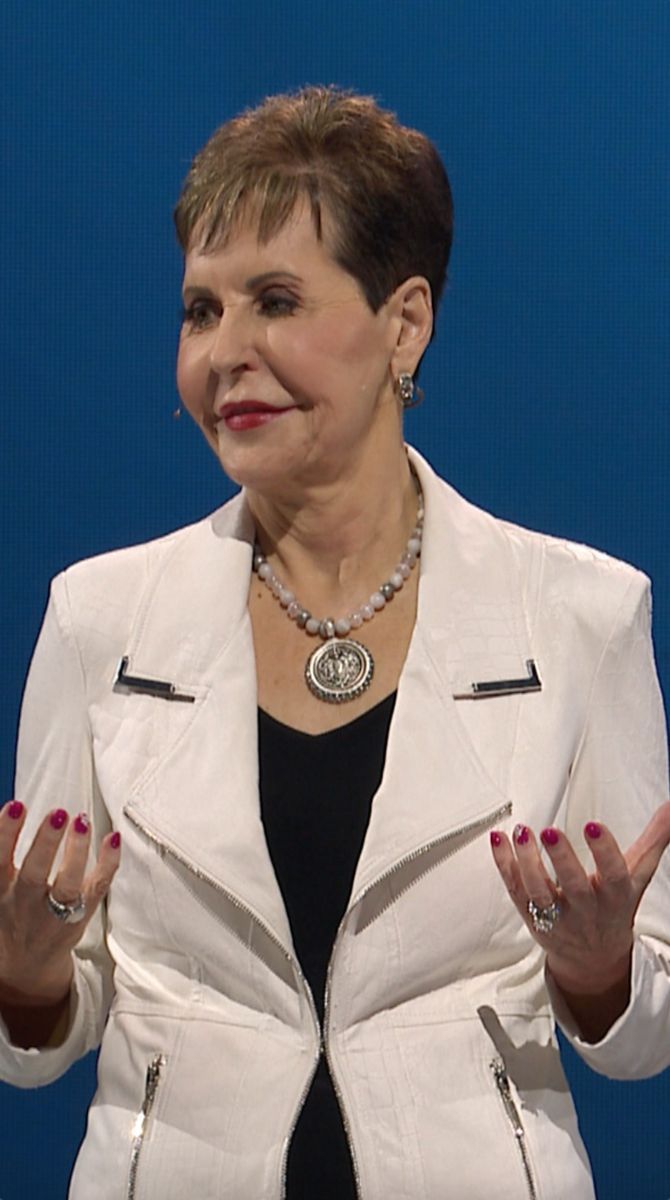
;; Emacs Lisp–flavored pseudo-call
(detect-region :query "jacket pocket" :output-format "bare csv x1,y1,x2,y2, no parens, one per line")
489,1056,539,1200
127,1053,167,1200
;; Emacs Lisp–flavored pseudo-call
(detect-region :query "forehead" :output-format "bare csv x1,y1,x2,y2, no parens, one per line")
183,201,339,282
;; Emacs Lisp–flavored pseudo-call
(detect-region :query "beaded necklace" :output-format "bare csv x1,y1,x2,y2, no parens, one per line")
252,483,424,703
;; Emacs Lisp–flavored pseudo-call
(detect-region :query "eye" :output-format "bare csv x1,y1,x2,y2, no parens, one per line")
181,298,221,331
258,290,297,317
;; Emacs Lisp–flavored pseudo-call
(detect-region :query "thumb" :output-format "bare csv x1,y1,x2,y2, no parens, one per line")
625,800,670,897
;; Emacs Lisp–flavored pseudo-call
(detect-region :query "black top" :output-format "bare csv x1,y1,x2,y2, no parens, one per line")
258,692,397,1199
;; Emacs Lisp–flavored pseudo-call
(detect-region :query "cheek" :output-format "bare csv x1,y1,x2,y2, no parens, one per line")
265,316,383,393
176,340,211,417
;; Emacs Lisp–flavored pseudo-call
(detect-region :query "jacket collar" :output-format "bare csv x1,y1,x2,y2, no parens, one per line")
124,448,534,946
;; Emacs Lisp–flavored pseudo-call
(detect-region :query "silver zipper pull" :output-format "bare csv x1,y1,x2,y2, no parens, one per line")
491,1058,522,1135
143,1054,166,1114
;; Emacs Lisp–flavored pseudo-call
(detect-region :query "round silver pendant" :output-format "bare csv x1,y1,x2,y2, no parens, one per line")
305,638,374,704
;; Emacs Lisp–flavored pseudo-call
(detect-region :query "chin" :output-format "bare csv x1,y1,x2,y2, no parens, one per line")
214,437,301,494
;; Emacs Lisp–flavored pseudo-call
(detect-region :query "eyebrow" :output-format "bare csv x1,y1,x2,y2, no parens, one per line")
182,270,302,301
181,284,217,302
245,271,302,288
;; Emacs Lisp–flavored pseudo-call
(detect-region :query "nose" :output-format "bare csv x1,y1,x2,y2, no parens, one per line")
208,304,259,378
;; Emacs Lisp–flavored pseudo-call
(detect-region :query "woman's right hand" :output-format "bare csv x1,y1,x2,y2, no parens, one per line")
0,799,121,1008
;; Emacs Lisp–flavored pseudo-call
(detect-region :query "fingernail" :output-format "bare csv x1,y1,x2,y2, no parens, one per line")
490,831,502,848
541,827,560,847
513,824,530,845
6,800,24,820
585,821,602,840
50,809,68,830
74,813,89,835
110,831,121,850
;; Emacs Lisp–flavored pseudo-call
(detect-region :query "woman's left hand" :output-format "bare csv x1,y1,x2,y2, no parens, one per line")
490,802,670,1035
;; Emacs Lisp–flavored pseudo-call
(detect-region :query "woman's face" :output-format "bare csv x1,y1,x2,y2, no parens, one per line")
176,203,403,496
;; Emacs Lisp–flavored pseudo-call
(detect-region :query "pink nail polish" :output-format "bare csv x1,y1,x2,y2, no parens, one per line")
490,831,502,848
541,827,560,847
6,800,24,820
50,809,68,831
513,824,530,845
110,831,121,850
74,813,89,835
585,821,602,840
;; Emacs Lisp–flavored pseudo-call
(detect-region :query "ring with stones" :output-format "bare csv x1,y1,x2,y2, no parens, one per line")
46,891,87,925
527,897,561,935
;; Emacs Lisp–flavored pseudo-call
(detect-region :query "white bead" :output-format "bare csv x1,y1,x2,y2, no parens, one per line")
361,604,374,621
407,537,422,556
279,589,294,607
370,592,386,611
258,562,273,581
350,612,363,629
334,617,351,636
305,617,320,635
398,562,411,580
402,551,417,567
287,601,301,619
271,579,283,597
390,571,404,590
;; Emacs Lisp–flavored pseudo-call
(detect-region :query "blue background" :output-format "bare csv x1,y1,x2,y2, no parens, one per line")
1,1,669,1196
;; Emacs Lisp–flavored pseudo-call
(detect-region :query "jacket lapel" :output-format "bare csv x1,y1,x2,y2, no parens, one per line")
349,450,537,903
123,493,296,952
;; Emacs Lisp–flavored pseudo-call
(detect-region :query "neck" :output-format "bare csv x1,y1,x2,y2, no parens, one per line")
246,442,418,611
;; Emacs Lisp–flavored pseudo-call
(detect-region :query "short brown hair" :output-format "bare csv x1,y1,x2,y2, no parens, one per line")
174,86,453,321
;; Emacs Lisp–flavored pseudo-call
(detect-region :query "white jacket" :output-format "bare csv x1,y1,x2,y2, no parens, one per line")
2,448,670,1200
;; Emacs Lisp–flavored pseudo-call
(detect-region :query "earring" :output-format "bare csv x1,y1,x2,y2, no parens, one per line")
396,372,424,409
172,403,182,419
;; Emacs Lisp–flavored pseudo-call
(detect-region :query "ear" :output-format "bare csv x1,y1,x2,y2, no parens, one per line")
387,276,433,377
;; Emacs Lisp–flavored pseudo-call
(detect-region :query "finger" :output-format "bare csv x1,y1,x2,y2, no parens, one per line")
17,808,69,888
578,821,631,893
50,813,92,903
0,801,27,887
511,824,558,906
623,800,670,894
490,830,531,916
542,825,612,902
81,831,122,917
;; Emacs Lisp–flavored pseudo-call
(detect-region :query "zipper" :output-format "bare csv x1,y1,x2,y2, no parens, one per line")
353,800,512,926
127,1053,166,1200
489,1057,538,1200
123,805,321,1200
322,799,513,1200
323,946,363,1199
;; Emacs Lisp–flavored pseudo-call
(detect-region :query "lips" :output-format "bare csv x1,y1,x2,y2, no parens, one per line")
218,401,283,418
216,400,295,432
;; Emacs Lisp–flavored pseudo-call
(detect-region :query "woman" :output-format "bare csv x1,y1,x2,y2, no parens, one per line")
1,86,669,1199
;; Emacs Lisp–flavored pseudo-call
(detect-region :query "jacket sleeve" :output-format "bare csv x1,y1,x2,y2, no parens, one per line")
0,575,114,1087
549,572,670,1078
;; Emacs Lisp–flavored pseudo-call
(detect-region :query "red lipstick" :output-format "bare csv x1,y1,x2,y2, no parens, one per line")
217,401,294,432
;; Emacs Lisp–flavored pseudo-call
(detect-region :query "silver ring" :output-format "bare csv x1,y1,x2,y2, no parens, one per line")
46,890,87,925
527,898,560,935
